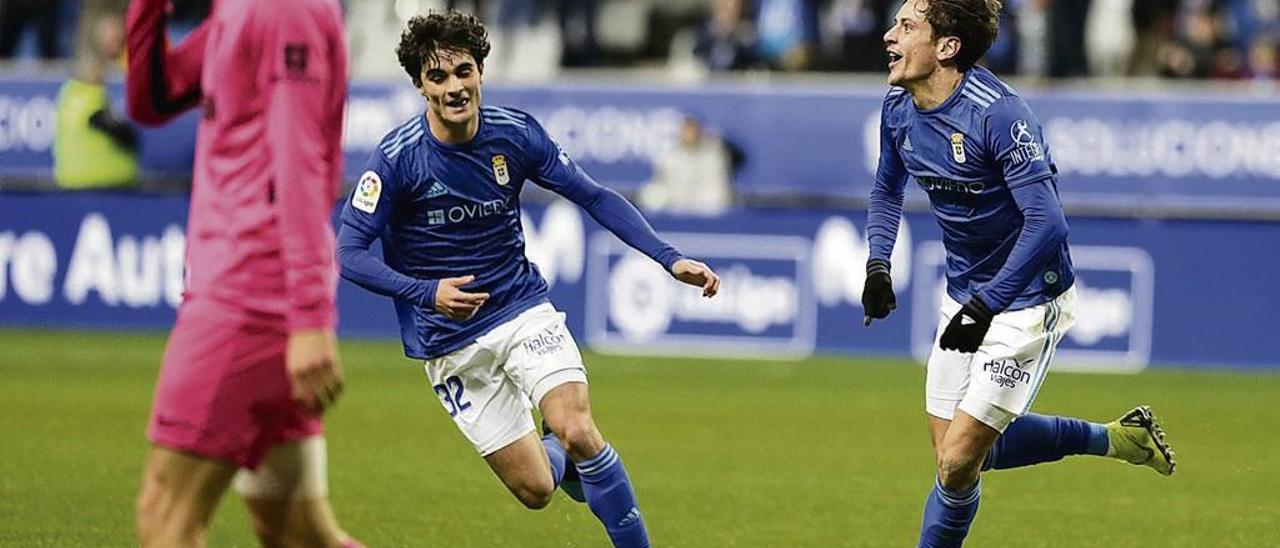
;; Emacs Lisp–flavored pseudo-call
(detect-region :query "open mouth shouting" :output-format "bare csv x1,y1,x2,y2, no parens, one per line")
887,50,903,70
444,95,471,113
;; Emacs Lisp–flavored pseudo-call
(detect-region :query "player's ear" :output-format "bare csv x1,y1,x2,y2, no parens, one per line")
935,35,961,63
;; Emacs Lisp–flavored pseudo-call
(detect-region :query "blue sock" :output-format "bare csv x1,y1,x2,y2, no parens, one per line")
918,478,981,548
576,444,649,548
541,432,567,489
981,414,1110,471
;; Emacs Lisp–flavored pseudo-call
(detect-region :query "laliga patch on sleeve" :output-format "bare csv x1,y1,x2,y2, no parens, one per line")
352,171,381,213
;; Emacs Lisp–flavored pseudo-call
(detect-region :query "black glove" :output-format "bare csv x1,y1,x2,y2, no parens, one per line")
862,259,896,326
939,296,994,353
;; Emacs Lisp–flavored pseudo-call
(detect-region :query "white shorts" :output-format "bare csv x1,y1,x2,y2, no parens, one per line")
925,286,1076,432
423,303,587,456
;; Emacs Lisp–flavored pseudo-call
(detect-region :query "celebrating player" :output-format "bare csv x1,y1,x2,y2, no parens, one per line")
126,0,361,546
336,11,719,548
861,1,1176,546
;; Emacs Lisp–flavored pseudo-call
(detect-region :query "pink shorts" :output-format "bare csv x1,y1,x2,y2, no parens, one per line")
147,298,323,469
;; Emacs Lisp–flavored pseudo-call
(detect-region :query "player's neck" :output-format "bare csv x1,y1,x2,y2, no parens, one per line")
907,68,963,111
426,111,480,145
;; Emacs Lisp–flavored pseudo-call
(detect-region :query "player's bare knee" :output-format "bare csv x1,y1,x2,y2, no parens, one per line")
553,417,603,461
512,480,555,510
936,448,983,490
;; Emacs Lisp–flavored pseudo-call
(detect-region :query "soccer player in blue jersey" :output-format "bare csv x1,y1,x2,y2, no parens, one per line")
337,11,719,548
862,1,1177,546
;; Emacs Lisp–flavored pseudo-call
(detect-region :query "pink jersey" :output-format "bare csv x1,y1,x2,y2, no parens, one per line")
126,0,348,330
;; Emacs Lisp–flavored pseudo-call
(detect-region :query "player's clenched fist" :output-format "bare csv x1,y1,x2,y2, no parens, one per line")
862,258,896,326
286,328,344,414
671,259,721,298
435,275,491,321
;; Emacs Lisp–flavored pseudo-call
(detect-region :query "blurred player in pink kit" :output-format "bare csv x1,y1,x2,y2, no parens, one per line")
125,0,362,546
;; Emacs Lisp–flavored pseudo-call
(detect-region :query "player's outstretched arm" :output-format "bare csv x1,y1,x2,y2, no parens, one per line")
525,116,691,280
671,259,720,298
124,0,208,125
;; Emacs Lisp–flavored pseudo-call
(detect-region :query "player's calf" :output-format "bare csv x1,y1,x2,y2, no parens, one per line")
136,446,237,547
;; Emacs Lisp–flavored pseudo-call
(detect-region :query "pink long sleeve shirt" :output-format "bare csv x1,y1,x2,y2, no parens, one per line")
126,0,348,330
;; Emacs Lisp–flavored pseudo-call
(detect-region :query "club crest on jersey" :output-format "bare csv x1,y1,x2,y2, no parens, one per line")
491,154,510,186
950,133,967,164
352,171,381,213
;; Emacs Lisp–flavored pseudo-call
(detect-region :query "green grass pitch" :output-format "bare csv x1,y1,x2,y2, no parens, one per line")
2,328,1278,547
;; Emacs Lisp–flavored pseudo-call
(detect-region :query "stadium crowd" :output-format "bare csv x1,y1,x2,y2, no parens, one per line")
3,0,1279,81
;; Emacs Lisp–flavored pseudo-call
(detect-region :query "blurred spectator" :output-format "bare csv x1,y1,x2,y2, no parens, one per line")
54,13,138,189
983,3,1020,73
1014,0,1049,76
73,0,128,64
1087,0,1136,76
694,0,760,71
558,0,602,66
757,0,820,70
1129,0,1181,75
822,0,895,72
486,0,562,81
639,115,733,217
0,0,64,59
1048,0,1093,77
1246,37,1278,79
347,0,403,79
1158,4,1219,78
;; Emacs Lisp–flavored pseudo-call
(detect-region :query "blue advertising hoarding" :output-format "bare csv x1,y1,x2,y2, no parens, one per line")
1,193,1276,370
4,76,1280,212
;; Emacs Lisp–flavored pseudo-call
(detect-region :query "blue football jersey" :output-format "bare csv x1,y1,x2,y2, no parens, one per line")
339,105,681,359
867,66,1074,312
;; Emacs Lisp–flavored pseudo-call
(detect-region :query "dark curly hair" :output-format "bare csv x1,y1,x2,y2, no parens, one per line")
917,0,1001,69
396,10,492,88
